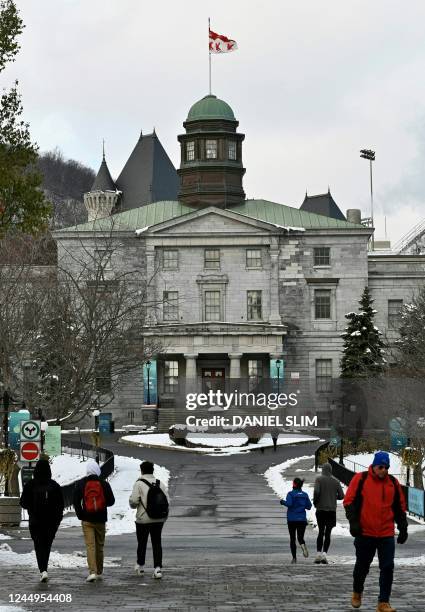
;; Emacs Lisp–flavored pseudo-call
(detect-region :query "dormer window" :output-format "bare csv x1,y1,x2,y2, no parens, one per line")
206,139,217,159
228,141,237,160
186,141,195,161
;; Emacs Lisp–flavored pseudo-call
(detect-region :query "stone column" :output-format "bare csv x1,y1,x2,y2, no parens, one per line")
269,239,281,325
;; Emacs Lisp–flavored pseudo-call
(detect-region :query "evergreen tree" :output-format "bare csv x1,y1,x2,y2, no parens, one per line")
340,287,387,377
396,286,425,374
0,0,50,236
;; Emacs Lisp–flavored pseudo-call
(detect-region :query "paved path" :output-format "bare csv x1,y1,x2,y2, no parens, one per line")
0,435,424,611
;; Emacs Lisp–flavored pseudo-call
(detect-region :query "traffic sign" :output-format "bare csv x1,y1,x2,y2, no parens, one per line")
20,441,41,462
20,420,41,441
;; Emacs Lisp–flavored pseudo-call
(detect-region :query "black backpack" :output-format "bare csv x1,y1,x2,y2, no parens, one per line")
139,478,169,520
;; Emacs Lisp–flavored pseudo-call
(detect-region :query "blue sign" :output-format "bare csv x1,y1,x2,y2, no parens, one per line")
143,360,157,405
408,487,425,518
8,410,30,451
270,359,284,392
98,412,112,434
389,418,408,451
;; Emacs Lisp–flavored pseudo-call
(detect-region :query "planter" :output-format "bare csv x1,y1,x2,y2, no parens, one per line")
0,496,21,526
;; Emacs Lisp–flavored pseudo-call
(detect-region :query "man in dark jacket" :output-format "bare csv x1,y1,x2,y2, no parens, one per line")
344,451,407,612
73,460,115,582
313,462,344,564
20,458,64,582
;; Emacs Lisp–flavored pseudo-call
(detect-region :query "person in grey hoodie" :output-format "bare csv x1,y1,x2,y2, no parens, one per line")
313,462,344,564
129,461,169,579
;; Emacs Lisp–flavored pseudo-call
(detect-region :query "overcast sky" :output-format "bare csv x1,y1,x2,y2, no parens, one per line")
4,1,425,243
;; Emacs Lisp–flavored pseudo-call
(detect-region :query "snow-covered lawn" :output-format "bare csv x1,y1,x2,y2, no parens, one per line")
50,454,96,486
61,454,169,536
0,542,121,568
345,452,425,487
122,433,318,455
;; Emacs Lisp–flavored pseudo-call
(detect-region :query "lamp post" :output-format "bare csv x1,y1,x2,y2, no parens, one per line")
360,149,375,251
146,361,151,405
92,408,100,463
276,359,281,394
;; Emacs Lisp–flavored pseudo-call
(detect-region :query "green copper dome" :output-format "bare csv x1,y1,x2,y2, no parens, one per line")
186,94,236,122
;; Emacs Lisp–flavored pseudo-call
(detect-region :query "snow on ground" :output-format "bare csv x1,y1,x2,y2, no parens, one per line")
122,433,318,455
344,452,425,487
0,543,120,568
0,533,12,540
50,454,95,486
61,454,170,536
264,455,350,537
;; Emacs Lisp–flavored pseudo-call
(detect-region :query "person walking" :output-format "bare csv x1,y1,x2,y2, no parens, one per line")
73,460,115,582
280,477,312,563
129,461,169,579
20,458,64,582
271,428,279,452
313,462,344,564
344,451,408,612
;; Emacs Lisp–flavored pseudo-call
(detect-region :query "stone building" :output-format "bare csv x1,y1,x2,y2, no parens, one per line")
54,94,425,429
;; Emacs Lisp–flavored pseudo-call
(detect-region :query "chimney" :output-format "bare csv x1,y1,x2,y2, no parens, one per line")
346,209,361,225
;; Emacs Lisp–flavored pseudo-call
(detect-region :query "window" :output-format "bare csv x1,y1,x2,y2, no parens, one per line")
388,299,403,329
246,249,262,268
314,289,331,319
314,247,330,266
96,363,111,394
204,249,220,269
316,359,332,393
164,360,179,393
206,139,217,159
205,290,221,321
248,360,263,391
163,291,179,321
228,141,237,160
247,290,262,320
186,141,195,161
94,249,112,270
163,250,178,270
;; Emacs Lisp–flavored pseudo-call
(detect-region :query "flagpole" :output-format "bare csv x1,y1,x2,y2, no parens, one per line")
208,17,212,94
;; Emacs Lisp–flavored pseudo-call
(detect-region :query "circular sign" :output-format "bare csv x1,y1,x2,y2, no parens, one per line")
21,420,41,440
21,442,40,462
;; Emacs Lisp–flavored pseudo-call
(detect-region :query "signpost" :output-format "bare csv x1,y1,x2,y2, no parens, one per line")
20,420,41,442
20,441,41,462
8,410,30,451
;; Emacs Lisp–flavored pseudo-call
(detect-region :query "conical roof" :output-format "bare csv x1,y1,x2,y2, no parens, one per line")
91,157,116,191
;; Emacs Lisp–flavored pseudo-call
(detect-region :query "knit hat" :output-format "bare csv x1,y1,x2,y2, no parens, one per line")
293,477,304,489
86,460,101,476
372,451,390,467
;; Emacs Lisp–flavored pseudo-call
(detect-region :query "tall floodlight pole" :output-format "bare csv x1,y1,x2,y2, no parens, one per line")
360,149,375,251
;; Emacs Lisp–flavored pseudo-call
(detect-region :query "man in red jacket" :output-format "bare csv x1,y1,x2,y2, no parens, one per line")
343,451,407,612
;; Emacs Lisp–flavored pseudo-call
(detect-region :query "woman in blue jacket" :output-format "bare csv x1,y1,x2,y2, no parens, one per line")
280,477,312,563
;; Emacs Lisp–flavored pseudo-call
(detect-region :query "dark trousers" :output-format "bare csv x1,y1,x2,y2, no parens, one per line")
316,510,336,553
136,522,164,568
29,524,58,573
353,536,395,603
287,521,306,559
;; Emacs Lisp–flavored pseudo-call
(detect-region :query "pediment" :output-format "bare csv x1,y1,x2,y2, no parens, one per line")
147,207,277,235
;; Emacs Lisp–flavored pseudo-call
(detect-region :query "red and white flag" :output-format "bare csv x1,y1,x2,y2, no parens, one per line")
209,29,238,54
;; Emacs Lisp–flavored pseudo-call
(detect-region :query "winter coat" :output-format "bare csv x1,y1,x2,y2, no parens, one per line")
73,475,115,524
313,463,345,511
20,478,64,529
129,474,169,524
280,489,312,523
343,466,407,538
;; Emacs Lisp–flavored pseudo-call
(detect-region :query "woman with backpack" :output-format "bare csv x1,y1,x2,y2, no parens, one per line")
73,460,115,582
129,461,169,579
280,477,312,564
20,458,64,582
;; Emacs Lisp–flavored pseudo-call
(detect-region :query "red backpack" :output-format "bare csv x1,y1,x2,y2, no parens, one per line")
83,480,106,513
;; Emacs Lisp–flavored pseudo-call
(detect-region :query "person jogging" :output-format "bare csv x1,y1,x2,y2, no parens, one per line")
344,451,408,612
20,459,64,582
313,462,344,564
280,477,312,563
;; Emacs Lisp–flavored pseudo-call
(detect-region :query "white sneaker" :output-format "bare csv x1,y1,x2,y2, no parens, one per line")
86,573,97,582
134,563,144,575
321,552,329,564
40,571,48,583
314,553,323,564
153,567,162,579
301,543,309,558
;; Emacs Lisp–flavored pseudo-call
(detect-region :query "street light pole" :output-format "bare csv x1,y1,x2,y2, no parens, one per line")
360,149,375,251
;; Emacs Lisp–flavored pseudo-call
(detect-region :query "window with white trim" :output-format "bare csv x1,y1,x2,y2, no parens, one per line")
186,141,195,161
204,249,220,269
206,139,217,159
314,289,331,319
248,359,263,391
388,299,403,329
204,290,221,321
246,249,262,268
315,359,332,392
163,250,178,270
247,290,262,320
163,291,178,321
164,360,179,393
314,247,330,266
228,141,237,160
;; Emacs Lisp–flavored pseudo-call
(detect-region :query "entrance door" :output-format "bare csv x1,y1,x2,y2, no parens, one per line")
202,368,225,394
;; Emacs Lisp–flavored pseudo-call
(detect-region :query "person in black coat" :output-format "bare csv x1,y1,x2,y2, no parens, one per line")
20,459,64,582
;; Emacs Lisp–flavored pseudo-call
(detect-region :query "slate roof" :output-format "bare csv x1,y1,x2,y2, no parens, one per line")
300,191,346,221
57,199,364,233
91,157,116,191
115,131,179,210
